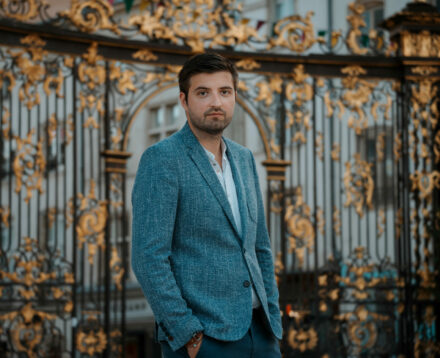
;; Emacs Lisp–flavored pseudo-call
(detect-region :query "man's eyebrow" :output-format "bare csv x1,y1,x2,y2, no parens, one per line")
193,86,209,91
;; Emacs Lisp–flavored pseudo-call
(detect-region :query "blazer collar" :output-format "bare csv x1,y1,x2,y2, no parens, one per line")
179,122,242,238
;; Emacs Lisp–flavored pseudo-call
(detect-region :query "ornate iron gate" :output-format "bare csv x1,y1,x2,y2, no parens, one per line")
0,0,439,357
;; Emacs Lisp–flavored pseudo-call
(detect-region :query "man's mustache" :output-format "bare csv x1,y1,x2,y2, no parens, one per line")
204,108,226,116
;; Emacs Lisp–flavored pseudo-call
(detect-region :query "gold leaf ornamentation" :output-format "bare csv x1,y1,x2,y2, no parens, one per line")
13,130,46,204
346,3,368,55
132,49,158,62
288,327,318,352
344,153,374,217
409,170,440,201
0,206,10,228
285,187,315,268
0,0,42,21
76,180,108,264
268,11,325,53
236,59,261,71
60,0,120,34
110,246,125,291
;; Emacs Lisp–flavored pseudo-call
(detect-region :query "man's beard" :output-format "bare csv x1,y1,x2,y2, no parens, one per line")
188,108,232,135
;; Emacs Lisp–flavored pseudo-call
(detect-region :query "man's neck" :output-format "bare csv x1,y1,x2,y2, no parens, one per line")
188,121,223,167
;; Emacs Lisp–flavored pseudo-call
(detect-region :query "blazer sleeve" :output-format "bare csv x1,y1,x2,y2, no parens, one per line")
131,146,204,351
249,151,282,325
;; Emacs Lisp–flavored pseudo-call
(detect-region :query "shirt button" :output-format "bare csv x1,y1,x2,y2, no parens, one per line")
243,280,251,288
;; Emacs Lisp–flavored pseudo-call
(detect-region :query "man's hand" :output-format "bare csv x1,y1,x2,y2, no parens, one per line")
185,332,203,358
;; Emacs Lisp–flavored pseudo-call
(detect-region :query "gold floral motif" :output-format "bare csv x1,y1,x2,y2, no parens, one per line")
268,11,325,52
0,0,42,21
331,143,340,161
110,246,125,291
13,130,46,204
409,170,440,201
285,187,315,267
346,3,368,55
43,68,63,97
128,6,178,44
76,325,107,356
0,238,74,356
287,327,318,352
76,180,108,264
376,132,385,161
1,106,11,138
132,49,158,62
401,30,440,58
339,66,377,135
8,35,50,110
0,303,56,358
0,206,10,228
236,59,261,71
78,42,105,90
47,113,57,145
60,0,120,34
110,63,137,95
344,153,374,217
212,13,261,48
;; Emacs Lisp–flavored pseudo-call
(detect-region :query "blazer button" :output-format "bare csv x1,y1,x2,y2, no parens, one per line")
243,280,251,288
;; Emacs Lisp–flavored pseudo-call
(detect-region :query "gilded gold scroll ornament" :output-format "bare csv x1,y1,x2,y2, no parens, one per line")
401,30,440,58
110,63,137,95
268,11,325,52
285,187,315,267
0,0,42,21
8,35,50,110
76,314,108,356
76,180,108,264
287,327,318,352
346,3,368,55
0,238,74,356
0,206,10,228
236,59,261,71
61,0,120,34
13,130,46,204
78,42,105,90
132,49,158,62
110,246,125,290
344,153,374,217
340,66,377,135
409,170,440,201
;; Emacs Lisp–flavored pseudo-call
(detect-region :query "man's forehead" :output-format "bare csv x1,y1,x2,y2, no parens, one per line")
188,71,234,89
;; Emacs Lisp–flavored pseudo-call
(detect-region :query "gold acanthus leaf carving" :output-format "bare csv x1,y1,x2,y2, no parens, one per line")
0,0,42,21
128,6,178,44
0,206,10,228
236,59,261,71
409,170,440,201
78,42,105,90
287,327,318,352
340,66,377,135
268,11,325,52
401,31,440,58
132,49,158,62
346,2,368,55
13,130,46,204
110,246,125,291
285,187,315,267
76,327,108,356
60,0,120,34
344,153,374,217
76,180,108,265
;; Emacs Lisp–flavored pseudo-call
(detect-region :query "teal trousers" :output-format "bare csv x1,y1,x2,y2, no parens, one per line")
160,307,281,358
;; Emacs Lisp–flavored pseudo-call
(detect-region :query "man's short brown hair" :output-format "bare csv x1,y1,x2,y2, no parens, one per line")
178,53,238,101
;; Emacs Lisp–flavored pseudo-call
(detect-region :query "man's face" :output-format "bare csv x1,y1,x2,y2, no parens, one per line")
179,71,236,136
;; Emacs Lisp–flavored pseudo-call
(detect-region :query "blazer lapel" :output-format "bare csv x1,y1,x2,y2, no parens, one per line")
179,123,241,237
226,144,249,242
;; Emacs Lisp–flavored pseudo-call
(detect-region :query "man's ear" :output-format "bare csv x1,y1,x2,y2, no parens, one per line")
179,92,187,110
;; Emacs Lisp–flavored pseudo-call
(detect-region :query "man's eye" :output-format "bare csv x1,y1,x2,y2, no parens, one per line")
197,91,207,96
221,90,232,95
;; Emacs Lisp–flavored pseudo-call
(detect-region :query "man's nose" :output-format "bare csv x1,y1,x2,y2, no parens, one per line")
210,92,222,107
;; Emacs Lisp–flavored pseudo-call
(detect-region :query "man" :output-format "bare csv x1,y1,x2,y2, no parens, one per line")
131,53,282,358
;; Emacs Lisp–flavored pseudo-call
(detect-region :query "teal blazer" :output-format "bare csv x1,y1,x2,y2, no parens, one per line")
131,122,282,351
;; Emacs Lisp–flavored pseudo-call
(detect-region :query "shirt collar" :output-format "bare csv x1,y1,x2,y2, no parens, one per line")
203,139,228,163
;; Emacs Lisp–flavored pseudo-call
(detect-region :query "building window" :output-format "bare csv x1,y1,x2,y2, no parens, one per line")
356,125,394,207
147,103,182,146
357,0,384,47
